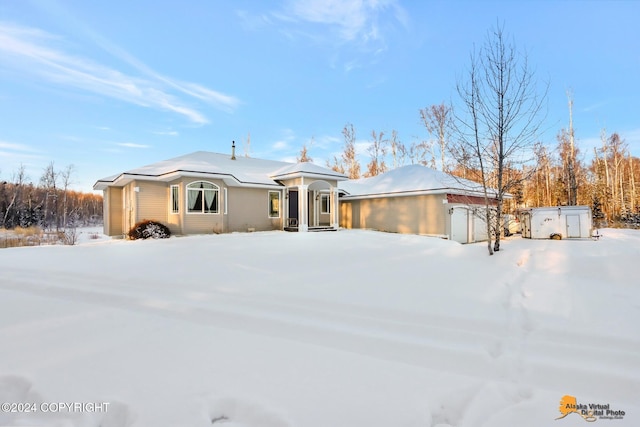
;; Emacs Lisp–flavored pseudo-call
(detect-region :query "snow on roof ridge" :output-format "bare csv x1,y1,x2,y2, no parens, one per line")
95,150,346,189
339,164,485,197
270,161,348,179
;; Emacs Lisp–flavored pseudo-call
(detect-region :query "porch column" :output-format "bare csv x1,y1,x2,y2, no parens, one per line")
331,188,339,229
298,184,308,232
283,188,289,230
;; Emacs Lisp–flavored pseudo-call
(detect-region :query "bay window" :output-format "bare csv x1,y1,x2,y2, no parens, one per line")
187,181,219,214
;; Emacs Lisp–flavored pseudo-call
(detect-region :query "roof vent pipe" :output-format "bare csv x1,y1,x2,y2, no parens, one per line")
231,140,236,160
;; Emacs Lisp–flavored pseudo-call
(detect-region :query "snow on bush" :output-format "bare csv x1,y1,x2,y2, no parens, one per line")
127,220,171,240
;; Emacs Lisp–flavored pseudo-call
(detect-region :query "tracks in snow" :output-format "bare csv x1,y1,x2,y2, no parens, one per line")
1,267,638,402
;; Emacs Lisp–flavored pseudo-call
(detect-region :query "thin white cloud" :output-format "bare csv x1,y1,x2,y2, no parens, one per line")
0,22,240,124
0,141,39,153
271,128,296,151
324,139,370,162
279,155,299,163
278,0,407,47
0,141,42,165
177,82,241,113
355,140,372,156
153,130,179,137
625,128,640,146
583,128,640,156
273,141,289,150
288,0,369,42
236,9,274,31
310,134,340,149
582,101,609,113
116,142,150,149
84,30,241,113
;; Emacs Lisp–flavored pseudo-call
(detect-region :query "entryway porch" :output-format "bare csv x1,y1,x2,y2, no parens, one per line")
283,180,339,232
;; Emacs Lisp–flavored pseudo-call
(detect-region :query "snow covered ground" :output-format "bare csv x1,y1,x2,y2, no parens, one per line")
0,228,638,427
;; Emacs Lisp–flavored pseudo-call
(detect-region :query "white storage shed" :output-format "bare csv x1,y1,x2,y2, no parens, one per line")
519,206,593,239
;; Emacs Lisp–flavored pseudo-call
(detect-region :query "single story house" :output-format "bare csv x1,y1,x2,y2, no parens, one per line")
94,146,347,236
339,164,505,243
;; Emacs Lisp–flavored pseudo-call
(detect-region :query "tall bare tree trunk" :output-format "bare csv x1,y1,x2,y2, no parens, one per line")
629,153,636,213
453,23,546,255
60,164,74,229
566,92,578,205
420,103,452,172
600,130,611,218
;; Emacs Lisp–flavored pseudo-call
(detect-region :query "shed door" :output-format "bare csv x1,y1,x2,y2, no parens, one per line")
566,214,580,238
451,208,468,243
521,213,531,238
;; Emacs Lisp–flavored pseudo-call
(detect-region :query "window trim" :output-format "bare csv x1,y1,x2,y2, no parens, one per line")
170,185,179,214
268,191,280,218
320,193,330,214
186,181,220,215
223,188,228,215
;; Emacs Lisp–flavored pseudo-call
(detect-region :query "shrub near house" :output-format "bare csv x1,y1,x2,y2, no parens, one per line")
128,220,171,240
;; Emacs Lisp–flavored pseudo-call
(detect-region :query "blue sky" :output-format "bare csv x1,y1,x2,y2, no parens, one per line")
1,0,639,192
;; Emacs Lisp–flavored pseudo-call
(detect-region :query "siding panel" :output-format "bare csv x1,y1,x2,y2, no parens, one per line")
135,181,168,224
227,187,283,232
340,194,447,235
106,187,123,236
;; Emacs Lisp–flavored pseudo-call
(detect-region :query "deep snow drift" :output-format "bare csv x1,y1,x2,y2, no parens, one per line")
0,229,638,426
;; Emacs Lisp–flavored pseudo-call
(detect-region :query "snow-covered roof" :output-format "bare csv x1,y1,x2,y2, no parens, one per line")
339,164,491,199
94,151,346,190
270,162,348,181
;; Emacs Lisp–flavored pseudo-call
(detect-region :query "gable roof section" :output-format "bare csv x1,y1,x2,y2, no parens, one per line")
94,151,346,190
339,164,500,200
270,162,348,181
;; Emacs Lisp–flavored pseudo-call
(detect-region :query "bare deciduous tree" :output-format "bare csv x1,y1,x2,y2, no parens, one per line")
327,155,346,174
2,164,27,228
388,130,407,168
420,103,453,172
405,139,433,167
297,138,313,163
453,23,547,255
559,90,579,205
341,123,361,179
365,130,388,177
60,164,75,228
40,162,59,231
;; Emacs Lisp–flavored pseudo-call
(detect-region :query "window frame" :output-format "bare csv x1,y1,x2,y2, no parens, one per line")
268,191,281,218
320,193,331,214
223,188,228,215
170,185,179,214
186,181,220,214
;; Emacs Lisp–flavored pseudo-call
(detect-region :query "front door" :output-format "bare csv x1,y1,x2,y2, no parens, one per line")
288,190,299,226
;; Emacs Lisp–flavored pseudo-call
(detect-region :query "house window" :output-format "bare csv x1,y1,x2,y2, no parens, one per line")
320,193,330,214
187,181,219,214
170,185,179,214
268,191,280,218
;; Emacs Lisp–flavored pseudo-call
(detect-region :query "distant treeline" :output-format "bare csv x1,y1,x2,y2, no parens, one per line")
0,163,102,230
324,121,640,225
